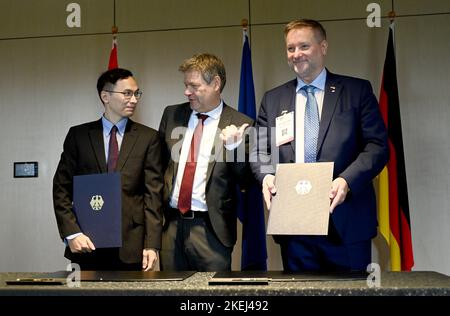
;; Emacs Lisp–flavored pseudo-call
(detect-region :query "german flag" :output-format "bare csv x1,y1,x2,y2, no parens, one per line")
377,23,414,271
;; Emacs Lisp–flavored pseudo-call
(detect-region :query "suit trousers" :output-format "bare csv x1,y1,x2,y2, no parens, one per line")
279,233,371,272
160,208,232,271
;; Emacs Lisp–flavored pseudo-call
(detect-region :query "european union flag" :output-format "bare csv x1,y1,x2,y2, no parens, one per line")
237,30,267,271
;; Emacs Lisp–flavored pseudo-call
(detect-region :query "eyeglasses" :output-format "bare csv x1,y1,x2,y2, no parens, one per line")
104,90,143,100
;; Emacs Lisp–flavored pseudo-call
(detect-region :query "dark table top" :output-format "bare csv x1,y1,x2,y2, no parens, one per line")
1,271,449,296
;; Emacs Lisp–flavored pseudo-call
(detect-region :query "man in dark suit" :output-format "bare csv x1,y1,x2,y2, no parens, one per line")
158,53,252,271
53,68,163,271
251,19,389,271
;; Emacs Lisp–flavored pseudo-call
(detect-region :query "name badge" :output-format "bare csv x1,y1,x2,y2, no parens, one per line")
275,111,294,147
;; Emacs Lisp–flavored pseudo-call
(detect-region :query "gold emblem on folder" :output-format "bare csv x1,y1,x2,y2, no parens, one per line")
90,195,104,211
295,180,312,195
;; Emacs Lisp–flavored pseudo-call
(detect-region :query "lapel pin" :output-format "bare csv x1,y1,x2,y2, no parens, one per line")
330,86,336,93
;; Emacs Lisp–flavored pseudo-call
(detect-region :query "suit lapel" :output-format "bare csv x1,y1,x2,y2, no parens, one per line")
172,105,193,177
89,119,107,173
283,80,297,115
283,80,296,158
205,104,232,184
116,119,139,171
317,71,341,156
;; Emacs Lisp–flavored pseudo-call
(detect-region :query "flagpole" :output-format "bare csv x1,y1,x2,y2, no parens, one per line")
241,18,248,29
389,7,395,25
108,25,119,70
111,0,118,50
112,25,118,39
107,0,119,69
378,7,414,271
388,9,396,61
112,26,118,36
389,10,396,22
241,18,248,44
389,0,396,37
237,17,267,270
112,0,117,29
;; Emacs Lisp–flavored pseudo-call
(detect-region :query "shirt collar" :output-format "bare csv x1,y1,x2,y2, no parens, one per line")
192,100,223,121
296,68,327,93
102,116,128,136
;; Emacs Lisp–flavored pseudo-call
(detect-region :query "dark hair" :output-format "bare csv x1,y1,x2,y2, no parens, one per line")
179,53,226,92
96,68,134,98
284,19,327,42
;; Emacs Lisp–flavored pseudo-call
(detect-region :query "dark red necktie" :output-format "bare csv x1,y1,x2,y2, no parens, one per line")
107,125,119,172
177,114,208,213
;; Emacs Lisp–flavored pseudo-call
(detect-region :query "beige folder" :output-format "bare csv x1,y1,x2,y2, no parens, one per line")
267,162,334,235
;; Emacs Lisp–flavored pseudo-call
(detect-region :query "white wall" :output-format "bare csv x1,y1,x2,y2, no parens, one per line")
0,0,449,274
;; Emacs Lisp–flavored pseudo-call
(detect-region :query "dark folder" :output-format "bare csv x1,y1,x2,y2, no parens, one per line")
209,271,269,285
73,172,122,248
76,270,196,282
6,275,67,285
7,271,195,284
267,270,369,282
209,271,369,285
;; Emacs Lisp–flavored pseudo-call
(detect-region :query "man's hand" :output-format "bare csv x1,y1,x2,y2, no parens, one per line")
142,248,158,271
68,234,96,253
220,123,249,146
329,177,349,214
262,174,277,210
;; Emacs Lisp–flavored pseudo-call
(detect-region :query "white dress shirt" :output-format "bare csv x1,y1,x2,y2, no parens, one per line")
170,102,224,212
295,68,327,163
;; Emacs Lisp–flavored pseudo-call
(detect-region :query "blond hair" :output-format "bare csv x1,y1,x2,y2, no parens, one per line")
284,19,327,42
179,53,226,92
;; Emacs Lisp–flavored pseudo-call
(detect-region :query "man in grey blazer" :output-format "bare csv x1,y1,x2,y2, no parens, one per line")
251,20,388,271
53,68,164,271
159,53,252,271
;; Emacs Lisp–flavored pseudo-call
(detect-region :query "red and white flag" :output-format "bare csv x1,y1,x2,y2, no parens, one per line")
108,36,118,70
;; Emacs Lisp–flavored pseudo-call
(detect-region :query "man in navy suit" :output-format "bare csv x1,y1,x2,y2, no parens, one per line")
251,19,388,271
